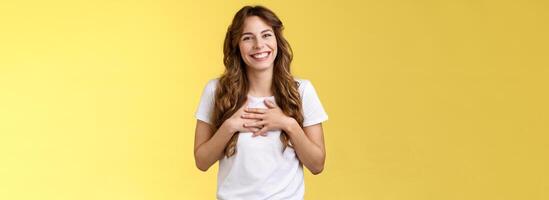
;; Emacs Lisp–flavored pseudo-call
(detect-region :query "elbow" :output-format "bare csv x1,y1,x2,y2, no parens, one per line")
195,158,211,172
309,159,325,175
194,151,211,172
310,164,324,175
311,168,323,175
196,162,210,172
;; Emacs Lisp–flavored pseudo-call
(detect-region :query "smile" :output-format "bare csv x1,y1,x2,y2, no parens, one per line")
250,51,271,61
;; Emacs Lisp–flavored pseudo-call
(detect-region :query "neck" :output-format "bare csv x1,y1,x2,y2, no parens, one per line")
247,67,273,97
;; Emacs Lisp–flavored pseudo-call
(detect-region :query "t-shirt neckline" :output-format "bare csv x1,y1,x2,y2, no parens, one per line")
247,94,275,100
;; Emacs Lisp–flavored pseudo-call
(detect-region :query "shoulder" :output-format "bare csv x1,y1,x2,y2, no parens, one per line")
294,77,314,96
294,77,311,93
195,78,219,124
294,77,328,126
202,78,219,93
197,78,219,102
206,78,219,89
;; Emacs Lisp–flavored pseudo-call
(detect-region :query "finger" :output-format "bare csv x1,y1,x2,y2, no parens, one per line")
241,113,264,120
253,126,267,136
264,99,277,108
247,127,260,132
244,125,263,130
244,124,263,129
244,120,267,128
253,126,269,137
244,107,267,114
242,123,261,132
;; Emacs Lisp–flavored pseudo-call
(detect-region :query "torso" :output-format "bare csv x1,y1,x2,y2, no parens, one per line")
216,95,304,200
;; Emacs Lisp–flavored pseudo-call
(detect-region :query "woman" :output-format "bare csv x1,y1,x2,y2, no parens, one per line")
194,5,328,200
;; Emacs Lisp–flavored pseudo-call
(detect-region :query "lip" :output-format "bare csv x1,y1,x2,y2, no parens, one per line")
249,51,271,61
249,51,271,56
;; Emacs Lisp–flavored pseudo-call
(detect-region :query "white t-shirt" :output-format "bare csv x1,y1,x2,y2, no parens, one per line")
195,78,328,200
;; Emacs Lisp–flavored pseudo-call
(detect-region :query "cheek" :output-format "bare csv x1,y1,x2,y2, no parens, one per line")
239,44,249,57
269,40,277,53
270,39,277,48
271,43,278,57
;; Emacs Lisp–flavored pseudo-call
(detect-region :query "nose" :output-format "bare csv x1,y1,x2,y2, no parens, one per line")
252,39,264,50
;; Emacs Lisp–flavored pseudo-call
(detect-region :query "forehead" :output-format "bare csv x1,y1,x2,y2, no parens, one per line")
242,16,273,33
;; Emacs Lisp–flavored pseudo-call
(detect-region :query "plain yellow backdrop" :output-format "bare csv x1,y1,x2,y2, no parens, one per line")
1,0,547,199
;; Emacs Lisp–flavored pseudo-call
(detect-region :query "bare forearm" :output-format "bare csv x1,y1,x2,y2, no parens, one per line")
194,124,234,171
285,121,325,174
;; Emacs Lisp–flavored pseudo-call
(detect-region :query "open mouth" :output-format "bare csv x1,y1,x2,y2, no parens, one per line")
250,51,271,61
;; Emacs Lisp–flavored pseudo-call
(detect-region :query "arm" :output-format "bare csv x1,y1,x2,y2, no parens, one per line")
242,100,327,175
193,120,235,171
194,99,261,171
284,120,326,175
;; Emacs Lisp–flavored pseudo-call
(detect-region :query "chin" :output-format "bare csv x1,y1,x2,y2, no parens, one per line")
247,63,274,71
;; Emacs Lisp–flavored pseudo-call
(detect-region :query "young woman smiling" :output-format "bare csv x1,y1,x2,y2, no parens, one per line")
194,5,328,200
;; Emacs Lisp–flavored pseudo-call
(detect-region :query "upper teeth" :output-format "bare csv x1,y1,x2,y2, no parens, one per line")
252,52,269,58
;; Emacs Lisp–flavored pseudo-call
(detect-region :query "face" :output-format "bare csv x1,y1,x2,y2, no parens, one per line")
239,16,277,71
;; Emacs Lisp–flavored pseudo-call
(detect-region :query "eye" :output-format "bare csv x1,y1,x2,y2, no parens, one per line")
242,37,250,41
262,33,272,38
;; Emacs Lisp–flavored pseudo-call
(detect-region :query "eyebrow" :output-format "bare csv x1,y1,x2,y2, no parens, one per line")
241,29,273,36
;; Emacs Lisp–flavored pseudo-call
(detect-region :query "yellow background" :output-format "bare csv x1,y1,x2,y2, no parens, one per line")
1,0,547,199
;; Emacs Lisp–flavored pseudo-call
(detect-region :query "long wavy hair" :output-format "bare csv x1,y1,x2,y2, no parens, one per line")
211,5,304,157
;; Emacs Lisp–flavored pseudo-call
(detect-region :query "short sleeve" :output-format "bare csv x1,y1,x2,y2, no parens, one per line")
194,79,218,125
300,79,329,127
